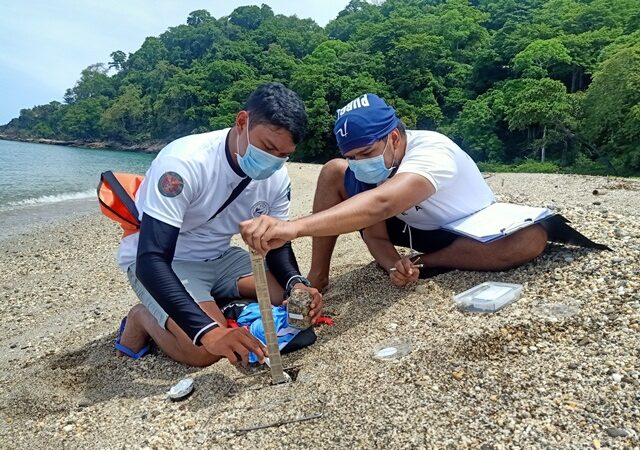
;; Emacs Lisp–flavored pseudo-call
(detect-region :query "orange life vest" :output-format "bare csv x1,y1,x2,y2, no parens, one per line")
97,171,144,238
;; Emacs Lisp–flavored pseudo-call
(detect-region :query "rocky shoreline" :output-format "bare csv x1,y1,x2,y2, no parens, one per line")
0,134,166,153
0,168,638,449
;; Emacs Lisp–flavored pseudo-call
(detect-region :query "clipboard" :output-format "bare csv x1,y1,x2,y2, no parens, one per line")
441,203,610,250
442,203,554,243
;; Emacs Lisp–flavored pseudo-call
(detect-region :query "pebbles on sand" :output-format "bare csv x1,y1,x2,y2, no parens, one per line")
1,169,639,449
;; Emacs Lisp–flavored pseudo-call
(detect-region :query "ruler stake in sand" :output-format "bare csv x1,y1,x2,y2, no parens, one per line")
249,250,289,384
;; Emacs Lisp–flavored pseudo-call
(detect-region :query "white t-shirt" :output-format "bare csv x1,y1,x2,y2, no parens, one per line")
393,130,495,230
117,129,290,270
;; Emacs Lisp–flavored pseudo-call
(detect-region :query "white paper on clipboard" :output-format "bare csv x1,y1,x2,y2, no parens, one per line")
442,202,554,243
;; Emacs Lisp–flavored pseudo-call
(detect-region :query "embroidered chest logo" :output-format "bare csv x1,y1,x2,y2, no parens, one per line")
158,171,184,197
251,201,270,217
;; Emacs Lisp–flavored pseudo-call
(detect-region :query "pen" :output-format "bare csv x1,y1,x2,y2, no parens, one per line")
389,264,424,272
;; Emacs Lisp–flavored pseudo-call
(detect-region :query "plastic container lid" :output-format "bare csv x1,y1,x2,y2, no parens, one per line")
454,281,522,313
533,301,580,320
372,338,412,361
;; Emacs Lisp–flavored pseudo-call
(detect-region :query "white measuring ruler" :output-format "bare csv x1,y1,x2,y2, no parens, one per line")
249,250,289,384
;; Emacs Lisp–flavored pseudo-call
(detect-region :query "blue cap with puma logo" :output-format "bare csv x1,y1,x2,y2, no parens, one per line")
333,93,400,155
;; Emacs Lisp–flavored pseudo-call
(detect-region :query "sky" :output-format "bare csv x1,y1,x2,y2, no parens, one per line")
0,0,351,125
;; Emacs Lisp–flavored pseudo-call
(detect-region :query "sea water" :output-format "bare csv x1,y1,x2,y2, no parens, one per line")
0,139,155,239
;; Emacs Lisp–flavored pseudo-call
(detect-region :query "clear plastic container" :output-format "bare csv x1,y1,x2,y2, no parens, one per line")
533,302,580,320
454,281,522,313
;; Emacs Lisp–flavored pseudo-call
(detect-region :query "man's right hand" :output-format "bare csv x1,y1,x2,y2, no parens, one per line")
200,326,266,365
389,256,421,287
239,216,299,255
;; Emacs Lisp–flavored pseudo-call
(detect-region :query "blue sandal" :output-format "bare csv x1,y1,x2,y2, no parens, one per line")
114,317,150,359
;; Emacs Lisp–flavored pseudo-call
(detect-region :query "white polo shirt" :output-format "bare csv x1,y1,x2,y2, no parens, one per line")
117,128,290,270
393,130,495,230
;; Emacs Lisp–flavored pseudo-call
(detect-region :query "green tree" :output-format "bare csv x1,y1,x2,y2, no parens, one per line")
127,37,169,71
581,46,640,170
569,0,637,34
109,51,127,72
258,44,299,81
512,39,572,78
99,85,148,142
493,21,556,63
432,0,490,56
229,5,270,30
325,0,384,41
121,60,179,98
295,94,335,161
502,78,572,161
152,69,205,137
253,15,327,58
561,28,621,92
159,23,222,67
209,77,271,130
453,92,505,161
2,101,63,138
64,63,115,104
59,96,110,139
477,0,543,30
187,9,213,27
598,30,640,65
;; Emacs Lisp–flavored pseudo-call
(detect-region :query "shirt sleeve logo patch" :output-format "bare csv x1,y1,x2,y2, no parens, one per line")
158,171,184,198
250,201,270,217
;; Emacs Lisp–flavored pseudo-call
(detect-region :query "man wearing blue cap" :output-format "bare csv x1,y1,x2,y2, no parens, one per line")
240,93,549,290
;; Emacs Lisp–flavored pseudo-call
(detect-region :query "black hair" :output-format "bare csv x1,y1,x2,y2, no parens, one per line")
381,120,407,144
244,83,308,144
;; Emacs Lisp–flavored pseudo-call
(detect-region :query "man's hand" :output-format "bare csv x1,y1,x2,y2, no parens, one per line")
200,326,266,365
240,216,299,255
389,256,421,287
290,283,324,325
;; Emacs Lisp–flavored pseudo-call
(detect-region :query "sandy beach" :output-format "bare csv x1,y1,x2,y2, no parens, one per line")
0,164,638,449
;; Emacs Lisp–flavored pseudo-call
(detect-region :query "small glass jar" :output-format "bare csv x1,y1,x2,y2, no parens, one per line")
287,288,312,329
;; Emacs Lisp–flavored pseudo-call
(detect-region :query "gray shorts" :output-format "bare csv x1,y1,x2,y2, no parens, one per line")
127,246,252,329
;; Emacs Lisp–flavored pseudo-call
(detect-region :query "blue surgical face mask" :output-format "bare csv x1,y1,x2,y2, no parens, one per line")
347,137,395,184
237,119,288,180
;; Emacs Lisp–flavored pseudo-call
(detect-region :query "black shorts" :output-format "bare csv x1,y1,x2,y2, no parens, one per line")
384,216,458,254
344,167,458,254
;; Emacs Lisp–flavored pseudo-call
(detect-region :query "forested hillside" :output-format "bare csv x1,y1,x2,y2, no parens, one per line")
2,0,639,173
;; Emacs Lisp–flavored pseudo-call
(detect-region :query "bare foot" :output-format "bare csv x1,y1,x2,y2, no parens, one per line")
116,304,151,357
307,272,329,293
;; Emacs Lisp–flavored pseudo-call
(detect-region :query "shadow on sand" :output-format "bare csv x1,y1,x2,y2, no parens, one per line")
6,242,603,421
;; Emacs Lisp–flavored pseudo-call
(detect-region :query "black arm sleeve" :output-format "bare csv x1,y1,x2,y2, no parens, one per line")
135,213,217,345
265,241,301,289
